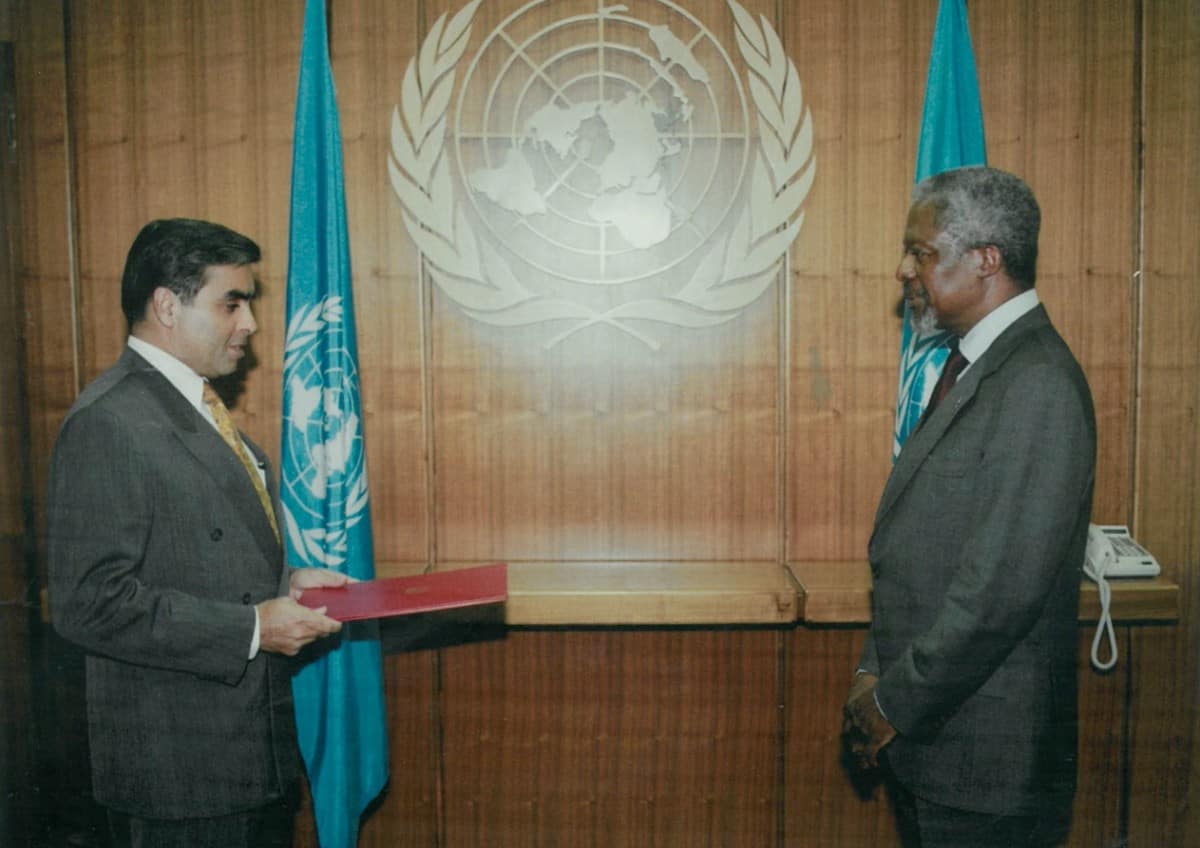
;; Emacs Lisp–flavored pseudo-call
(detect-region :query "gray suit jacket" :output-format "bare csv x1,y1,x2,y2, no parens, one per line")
47,347,301,819
862,305,1096,820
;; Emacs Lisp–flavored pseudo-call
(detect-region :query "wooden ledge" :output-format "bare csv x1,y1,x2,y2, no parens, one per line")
431,561,799,625
372,561,1179,627
788,561,1181,625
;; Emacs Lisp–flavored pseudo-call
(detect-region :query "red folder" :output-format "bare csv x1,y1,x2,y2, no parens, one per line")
297,563,508,622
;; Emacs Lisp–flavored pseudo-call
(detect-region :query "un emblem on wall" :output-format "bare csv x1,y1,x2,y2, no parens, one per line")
389,0,815,350
281,297,370,567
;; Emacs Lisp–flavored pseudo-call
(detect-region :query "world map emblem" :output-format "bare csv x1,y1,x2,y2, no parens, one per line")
389,0,815,350
281,296,370,567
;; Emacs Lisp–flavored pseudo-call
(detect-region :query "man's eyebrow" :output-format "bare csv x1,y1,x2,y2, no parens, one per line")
222,288,257,301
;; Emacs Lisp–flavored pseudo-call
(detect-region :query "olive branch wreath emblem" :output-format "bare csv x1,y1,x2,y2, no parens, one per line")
388,0,815,350
281,296,371,568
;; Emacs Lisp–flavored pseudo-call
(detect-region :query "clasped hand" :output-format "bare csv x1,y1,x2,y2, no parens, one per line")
257,568,351,656
841,673,898,771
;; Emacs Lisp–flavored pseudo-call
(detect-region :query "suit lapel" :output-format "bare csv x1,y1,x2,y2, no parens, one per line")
874,306,1052,529
123,350,281,562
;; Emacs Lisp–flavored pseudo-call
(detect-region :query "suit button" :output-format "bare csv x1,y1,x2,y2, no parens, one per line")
210,528,223,541
242,593,253,605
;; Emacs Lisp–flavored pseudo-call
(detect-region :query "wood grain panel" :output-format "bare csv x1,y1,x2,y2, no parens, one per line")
1130,1,1200,845
67,0,148,381
15,0,73,557
974,0,1137,529
438,628,779,847
1069,631,1125,847
0,33,34,845
784,627,900,847
785,0,930,562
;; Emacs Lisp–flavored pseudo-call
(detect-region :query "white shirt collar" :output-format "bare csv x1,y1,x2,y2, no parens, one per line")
126,335,209,419
959,288,1041,366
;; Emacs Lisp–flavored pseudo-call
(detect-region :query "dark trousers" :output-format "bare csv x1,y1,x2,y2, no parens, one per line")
107,797,294,848
887,777,1063,848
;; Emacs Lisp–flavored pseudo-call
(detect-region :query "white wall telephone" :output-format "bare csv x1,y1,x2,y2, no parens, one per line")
1083,524,1161,672
1084,524,1161,580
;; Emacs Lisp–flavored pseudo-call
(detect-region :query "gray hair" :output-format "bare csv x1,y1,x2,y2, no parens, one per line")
911,167,1041,289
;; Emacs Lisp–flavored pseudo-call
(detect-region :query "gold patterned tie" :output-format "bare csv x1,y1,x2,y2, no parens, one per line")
203,382,280,542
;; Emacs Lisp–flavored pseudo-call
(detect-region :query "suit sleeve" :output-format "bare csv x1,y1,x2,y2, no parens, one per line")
875,362,1094,737
857,626,880,676
47,405,256,685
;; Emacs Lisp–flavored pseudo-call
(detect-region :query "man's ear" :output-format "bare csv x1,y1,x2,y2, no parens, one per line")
149,286,179,328
975,244,1003,278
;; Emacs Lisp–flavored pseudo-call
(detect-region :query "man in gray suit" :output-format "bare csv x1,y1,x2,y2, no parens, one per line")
48,219,350,847
842,168,1096,847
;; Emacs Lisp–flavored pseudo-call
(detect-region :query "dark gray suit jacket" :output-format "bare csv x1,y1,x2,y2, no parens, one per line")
862,305,1096,820
47,347,301,819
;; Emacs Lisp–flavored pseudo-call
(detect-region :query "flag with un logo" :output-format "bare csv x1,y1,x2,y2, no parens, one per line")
893,0,986,460
282,1,388,846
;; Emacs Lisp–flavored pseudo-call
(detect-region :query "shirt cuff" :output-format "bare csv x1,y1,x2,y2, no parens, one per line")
873,689,891,724
249,608,261,659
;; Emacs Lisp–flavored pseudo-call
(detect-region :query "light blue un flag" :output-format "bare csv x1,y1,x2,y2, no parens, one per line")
892,0,986,460
282,1,388,845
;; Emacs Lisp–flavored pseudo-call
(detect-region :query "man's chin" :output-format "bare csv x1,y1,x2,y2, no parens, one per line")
908,308,940,337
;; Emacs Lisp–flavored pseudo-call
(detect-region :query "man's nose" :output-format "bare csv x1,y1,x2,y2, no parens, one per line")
240,304,258,334
895,255,914,283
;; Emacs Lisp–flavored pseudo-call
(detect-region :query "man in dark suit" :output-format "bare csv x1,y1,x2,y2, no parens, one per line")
47,219,350,847
842,168,1096,847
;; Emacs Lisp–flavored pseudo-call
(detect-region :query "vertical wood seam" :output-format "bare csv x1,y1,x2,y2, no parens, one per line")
59,0,82,396
775,0,790,841
1129,0,1146,531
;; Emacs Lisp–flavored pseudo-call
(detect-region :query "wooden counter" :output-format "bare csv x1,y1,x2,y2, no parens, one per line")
411,561,1180,627
431,561,799,625
787,560,1182,625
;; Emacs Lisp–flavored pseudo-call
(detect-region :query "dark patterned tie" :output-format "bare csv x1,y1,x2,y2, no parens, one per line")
927,339,969,414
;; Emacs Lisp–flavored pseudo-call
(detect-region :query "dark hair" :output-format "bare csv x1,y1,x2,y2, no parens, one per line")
912,167,1041,289
120,218,261,329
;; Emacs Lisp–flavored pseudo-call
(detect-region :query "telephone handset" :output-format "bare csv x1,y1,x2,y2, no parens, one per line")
1083,524,1160,672
1084,524,1161,580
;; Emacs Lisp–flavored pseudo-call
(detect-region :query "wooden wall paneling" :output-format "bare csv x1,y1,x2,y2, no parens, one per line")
973,0,1137,528
427,0,780,563
1067,632,1125,847
976,0,1138,526
0,39,23,584
12,2,109,845
16,0,75,547
438,629,779,847
784,0,930,562
335,0,431,567
1130,0,1200,845
968,0,1029,173
1025,2,1135,527
783,627,900,847
67,1,163,382
0,35,34,846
